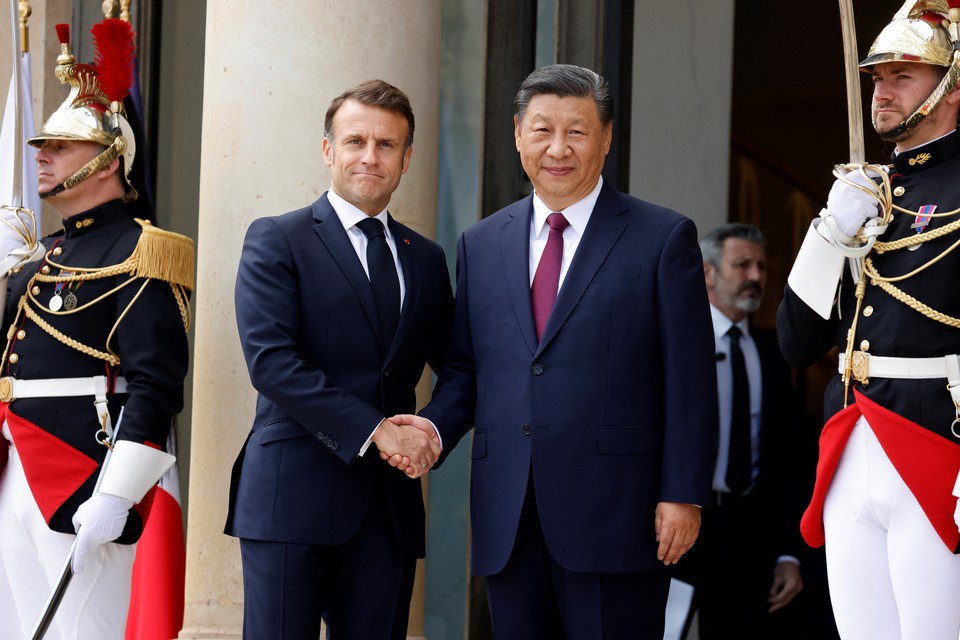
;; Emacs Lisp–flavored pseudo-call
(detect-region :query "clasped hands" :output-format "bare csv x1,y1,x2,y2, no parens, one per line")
371,414,440,479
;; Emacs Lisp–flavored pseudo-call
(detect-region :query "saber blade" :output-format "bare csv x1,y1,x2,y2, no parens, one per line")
839,0,865,164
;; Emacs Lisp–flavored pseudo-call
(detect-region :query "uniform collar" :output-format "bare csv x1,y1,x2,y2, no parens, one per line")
891,130,960,176
61,200,129,239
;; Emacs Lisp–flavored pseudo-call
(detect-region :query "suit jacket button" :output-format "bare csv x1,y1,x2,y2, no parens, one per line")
522,423,532,435
331,442,339,451
316,431,324,440
531,363,544,375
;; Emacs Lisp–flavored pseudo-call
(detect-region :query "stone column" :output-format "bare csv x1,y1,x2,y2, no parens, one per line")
630,0,735,234
180,1,441,638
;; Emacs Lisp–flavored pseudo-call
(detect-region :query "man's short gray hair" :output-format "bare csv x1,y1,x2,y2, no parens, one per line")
514,64,613,126
700,223,767,267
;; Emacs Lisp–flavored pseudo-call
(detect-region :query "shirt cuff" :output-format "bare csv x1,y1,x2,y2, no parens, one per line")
358,419,383,457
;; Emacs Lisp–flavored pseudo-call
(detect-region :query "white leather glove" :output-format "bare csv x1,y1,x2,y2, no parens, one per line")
0,207,44,277
71,493,134,574
825,167,883,239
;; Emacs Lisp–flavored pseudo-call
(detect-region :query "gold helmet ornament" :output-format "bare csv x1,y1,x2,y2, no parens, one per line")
28,19,138,201
860,0,960,140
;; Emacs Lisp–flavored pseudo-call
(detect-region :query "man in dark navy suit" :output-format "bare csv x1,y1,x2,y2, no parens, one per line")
392,64,717,639
226,80,453,639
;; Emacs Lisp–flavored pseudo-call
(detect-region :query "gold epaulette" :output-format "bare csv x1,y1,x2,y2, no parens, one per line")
129,219,195,290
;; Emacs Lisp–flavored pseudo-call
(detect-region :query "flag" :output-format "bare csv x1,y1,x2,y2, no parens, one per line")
0,52,40,226
123,64,156,223
125,431,185,640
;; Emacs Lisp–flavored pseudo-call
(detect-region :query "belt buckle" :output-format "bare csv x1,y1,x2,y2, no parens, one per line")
851,350,870,385
0,377,12,403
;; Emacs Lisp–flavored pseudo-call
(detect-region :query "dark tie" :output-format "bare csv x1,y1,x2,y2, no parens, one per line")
357,217,400,348
531,212,569,341
726,325,752,495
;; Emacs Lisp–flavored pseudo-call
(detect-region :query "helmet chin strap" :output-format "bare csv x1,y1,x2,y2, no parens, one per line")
39,137,126,200
879,54,960,140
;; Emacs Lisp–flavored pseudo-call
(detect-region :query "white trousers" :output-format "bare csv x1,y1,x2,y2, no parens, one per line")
823,417,960,640
0,421,134,640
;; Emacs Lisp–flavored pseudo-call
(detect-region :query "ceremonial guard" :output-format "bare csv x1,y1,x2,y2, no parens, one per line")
778,2,960,638
0,19,192,639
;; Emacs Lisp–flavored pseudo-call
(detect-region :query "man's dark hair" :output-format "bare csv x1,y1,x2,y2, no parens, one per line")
700,223,767,268
324,79,415,150
514,64,613,126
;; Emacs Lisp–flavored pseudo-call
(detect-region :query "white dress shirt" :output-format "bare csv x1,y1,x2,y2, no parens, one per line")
327,188,406,307
326,189,412,456
528,177,603,286
710,304,762,493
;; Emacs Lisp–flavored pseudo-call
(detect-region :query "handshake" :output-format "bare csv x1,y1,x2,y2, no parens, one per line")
370,414,440,479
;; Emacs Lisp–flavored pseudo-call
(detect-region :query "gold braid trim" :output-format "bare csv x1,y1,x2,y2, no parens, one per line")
21,298,121,365
870,276,960,328
131,220,194,290
34,260,133,281
171,283,191,332
5,220,194,364
874,217,960,253
855,194,960,328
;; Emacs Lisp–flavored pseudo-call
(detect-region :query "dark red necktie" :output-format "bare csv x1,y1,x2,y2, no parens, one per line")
531,212,569,341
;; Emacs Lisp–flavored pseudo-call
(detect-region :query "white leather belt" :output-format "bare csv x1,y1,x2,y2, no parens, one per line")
0,375,128,440
0,376,127,403
839,352,960,433
838,352,956,381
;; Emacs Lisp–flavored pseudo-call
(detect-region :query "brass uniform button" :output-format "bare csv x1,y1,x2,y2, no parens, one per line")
9,353,19,364
30,286,39,295
893,186,905,197
52,247,62,256
863,306,874,317
40,265,50,275
16,330,25,340
860,340,871,351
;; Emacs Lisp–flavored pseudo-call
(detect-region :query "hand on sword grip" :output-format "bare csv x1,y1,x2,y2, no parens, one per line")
71,493,133,574
826,167,883,238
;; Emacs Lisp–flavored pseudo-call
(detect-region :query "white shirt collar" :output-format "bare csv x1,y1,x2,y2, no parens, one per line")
327,188,392,238
531,176,604,238
710,304,750,340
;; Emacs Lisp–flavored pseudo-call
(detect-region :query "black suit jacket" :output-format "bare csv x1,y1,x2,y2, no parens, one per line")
225,194,453,557
751,326,811,563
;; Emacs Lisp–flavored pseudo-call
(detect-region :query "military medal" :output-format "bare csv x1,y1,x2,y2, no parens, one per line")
909,204,936,251
63,292,78,310
911,204,935,233
48,293,63,311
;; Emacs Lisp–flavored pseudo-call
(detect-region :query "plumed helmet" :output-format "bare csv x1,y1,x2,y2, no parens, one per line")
28,20,138,200
859,1,960,139
861,1,955,68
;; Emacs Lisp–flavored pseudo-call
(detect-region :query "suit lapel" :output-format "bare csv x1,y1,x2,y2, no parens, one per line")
310,195,381,344
537,184,628,353
500,196,539,355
